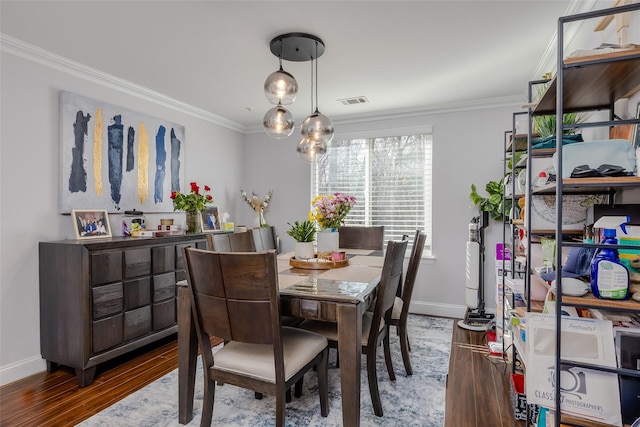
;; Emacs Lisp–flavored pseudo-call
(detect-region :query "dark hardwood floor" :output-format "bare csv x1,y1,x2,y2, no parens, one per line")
0,320,522,427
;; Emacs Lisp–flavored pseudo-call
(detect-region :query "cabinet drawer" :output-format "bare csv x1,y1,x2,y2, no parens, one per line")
124,306,151,341
153,272,175,302
124,248,151,278
124,277,151,310
91,252,123,285
92,283,123,319
153,299,176,330
152,245,175,274
93,314,123,353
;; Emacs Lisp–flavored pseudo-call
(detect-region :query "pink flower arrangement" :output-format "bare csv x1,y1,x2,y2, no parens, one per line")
309,192,356,230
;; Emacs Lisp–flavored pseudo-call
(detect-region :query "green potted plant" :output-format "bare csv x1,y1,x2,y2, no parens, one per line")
469,179,511,222
287,220,316,259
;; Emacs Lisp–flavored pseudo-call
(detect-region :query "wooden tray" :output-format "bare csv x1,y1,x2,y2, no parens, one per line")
289,256,349,270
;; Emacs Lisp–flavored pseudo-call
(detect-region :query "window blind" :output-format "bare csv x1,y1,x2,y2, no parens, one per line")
312,133,432,254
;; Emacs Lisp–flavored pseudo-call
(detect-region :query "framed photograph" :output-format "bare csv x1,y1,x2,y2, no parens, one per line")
201,206,221,232
72,209,112,239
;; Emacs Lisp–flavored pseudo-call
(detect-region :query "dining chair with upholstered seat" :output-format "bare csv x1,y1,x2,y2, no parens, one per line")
389,230,426,376
297,239,408,417
206,230,255,252
338,226,384,251
182,248,330,427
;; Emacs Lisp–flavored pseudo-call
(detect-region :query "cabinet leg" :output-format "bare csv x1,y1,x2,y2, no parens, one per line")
75,367,97,387
46,360,58,373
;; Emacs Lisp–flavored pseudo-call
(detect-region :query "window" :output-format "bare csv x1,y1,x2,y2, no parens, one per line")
312,130,432,255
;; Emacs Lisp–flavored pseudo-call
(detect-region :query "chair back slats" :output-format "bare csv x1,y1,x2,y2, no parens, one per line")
369,240,408,342
338,226,384,250
207,231,255,252
183,248,279,346
402,231,426,315
251,226,279,252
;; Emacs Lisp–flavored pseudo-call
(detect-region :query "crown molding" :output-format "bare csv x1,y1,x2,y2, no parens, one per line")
0,33,247,133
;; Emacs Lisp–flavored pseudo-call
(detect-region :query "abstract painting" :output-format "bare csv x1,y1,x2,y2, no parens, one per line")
60,91,185,213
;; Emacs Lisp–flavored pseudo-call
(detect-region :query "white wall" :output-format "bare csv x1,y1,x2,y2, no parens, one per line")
0,50,245,386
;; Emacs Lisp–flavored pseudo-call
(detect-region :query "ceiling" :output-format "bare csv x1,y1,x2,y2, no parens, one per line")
0,1,576,132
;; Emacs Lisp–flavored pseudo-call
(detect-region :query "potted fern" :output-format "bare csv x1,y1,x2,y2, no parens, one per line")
287,220,316,260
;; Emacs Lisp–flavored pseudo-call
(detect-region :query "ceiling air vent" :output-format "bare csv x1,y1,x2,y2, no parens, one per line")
338,96,369,106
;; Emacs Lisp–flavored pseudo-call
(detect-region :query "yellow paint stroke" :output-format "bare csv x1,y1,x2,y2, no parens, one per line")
138,122,149,204
93,108,103,195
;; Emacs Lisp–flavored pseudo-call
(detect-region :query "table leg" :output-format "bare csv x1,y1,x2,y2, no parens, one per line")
178,285,197,424
337,302,362,427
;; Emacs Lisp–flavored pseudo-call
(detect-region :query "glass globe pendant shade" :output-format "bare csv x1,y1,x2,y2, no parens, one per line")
263,105,295,139
300,110,334,145
296,137,327,163
264,67,298,105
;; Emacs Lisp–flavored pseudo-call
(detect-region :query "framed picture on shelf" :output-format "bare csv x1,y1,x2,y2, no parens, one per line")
201,206,221,232
71,209,112,239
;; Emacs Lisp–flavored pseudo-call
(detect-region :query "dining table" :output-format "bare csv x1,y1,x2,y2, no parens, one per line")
177,248,385,427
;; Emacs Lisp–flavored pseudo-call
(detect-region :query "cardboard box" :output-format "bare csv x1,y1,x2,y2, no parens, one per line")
510,373,527,421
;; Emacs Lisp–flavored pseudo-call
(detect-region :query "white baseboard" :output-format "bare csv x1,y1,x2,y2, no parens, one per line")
0,355,46,387
408,300,468,319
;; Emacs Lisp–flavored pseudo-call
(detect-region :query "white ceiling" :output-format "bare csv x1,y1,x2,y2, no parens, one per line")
1,1,575,131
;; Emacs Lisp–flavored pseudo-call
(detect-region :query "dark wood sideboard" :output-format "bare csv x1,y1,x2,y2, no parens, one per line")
39,234,208,386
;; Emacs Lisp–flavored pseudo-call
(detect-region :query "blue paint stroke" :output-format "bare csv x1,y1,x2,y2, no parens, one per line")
170,128,181,192
126,126,135,172
68,110,91,193
154,125,167,203
108,115,124,210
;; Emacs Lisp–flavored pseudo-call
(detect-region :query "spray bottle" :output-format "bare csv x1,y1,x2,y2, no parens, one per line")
590,216,630,300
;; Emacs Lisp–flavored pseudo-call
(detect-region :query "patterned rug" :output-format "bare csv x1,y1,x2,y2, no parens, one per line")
79,315,453,427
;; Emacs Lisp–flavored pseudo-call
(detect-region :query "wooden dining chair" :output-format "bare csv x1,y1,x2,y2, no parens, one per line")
338,226,384,251
251,225,279,253
206,230,255,252
298,239,408,417
182,248,329,427
389,230,426,376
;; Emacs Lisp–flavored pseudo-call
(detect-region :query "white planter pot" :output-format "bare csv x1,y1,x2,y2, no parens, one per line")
316,229,339,253
294,241,315,260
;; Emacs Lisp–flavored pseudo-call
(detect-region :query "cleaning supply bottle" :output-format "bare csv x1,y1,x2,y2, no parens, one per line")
590,228,630,300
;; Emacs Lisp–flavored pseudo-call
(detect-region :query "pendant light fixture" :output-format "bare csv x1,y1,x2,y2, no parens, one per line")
300,40,334,146
263,33,332,162
297,49,327,163
263,41,298,105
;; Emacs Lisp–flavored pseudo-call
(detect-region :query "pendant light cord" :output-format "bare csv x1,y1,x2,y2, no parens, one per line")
310,49,314,113
315,41,319,113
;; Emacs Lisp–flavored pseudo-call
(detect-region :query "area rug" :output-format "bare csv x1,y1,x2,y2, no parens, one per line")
79,315,452,427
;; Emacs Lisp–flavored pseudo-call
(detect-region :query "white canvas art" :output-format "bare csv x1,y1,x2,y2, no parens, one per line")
60,91,185,213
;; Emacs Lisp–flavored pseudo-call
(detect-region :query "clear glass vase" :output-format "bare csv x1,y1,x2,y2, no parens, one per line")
254,209,267,228
185,211,202,234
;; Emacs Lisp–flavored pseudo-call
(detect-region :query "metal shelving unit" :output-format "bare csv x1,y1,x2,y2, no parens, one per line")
529,4,640,427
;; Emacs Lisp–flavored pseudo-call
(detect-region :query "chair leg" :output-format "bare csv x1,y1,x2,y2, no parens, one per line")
317,348,329,417
255,391,263,400
275,388,285,427
383,330,396,382
399,320,413,376
201,376,215,427
294,377,303,398
286,388,292,403
366,347,383,417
